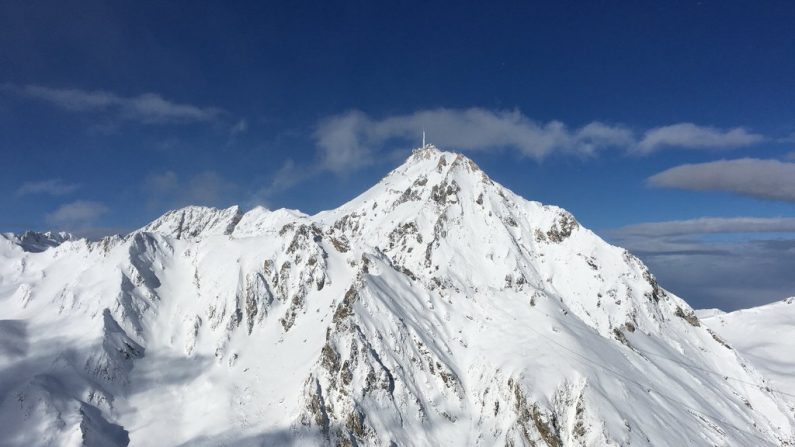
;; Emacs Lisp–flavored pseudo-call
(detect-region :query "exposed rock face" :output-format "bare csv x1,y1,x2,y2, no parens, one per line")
137,205,243,239
0,230,73,252
0,146,792,446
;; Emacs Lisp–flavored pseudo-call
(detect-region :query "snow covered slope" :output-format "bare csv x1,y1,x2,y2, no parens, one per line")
1,146,793,446
700,298,795,400
0,230,73,253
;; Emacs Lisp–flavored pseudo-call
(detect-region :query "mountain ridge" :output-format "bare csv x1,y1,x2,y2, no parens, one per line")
0,146,792,446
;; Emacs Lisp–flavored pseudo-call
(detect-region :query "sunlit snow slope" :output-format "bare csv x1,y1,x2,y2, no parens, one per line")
700,298,795,401
1,146,793,446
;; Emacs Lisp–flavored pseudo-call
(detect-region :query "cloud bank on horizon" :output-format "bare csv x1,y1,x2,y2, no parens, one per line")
609,216,795,311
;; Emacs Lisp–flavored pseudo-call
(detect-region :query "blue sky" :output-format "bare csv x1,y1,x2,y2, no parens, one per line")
1,0,794,310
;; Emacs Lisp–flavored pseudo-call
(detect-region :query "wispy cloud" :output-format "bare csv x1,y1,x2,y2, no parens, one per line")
143,170,238,210
266,108,770,196
16,178,80,196
249,158,321,207
314,109,637,172
635,123,764,154
230,118,248,136
310,109,765,176
779,132,795,144
2,83,225,124
224,118,249,147
648,158,795,203
613,217,795,238
46,200,108,227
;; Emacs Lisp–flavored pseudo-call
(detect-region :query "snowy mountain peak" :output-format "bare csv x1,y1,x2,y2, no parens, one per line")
403,145,487,180
410,143,442,157
138,204,242,239
0,230,74,253
2,146,794,446
319,147,495,224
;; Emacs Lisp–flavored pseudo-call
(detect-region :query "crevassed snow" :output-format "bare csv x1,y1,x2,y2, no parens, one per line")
0,146,792,446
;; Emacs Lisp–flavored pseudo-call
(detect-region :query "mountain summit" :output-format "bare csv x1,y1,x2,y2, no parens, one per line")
0,148,792,446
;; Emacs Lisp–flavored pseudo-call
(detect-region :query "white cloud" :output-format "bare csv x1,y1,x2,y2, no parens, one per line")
648,158,795,202
123,92,223,123
312,109,765,176
636,123,764,154
314,111,378,173
46,200,108,227
240,108,769,194
3,84,224,124
16,179,79,196
313,109,636,172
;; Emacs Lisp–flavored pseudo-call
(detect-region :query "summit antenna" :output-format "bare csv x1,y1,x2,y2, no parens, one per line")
422,130,426,147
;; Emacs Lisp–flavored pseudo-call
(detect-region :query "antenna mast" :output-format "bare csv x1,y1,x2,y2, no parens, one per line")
422,129,426,147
